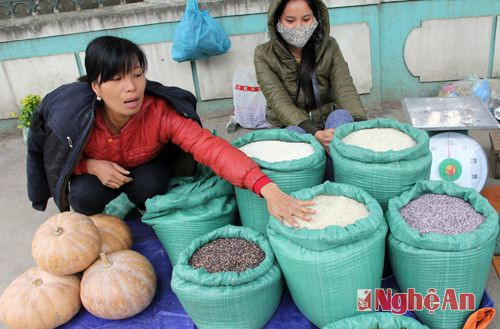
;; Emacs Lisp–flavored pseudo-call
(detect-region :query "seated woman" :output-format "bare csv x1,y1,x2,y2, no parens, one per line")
27,36,313,227
254,0,367,154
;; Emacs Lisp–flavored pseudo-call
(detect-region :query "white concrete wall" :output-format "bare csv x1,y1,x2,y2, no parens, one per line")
331,23,372,94
1,54,80,119
404,16,493,82
493,16,500,78
196,33,269,100
139,42,196,93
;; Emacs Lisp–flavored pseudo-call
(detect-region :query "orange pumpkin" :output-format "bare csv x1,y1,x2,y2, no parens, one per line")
0,267,81,329
81,250,157,320
90,214,133,253
32,212,101,276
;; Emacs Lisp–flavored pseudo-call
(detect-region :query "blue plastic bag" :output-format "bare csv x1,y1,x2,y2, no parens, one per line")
473,79,490,104
171,0,231,62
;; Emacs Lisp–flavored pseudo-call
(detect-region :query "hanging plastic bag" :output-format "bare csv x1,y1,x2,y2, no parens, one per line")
232,68,272,129
171,0,231,62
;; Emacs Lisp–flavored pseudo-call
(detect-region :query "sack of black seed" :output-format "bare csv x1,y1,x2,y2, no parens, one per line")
232,129,326,236
330,118,431,209
322,312,430,329
387,180,499,329
267,182,387,328
171,225,283,329
143,165,236,265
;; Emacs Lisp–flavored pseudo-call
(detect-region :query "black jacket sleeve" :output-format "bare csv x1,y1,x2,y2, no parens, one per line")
26,108,50,211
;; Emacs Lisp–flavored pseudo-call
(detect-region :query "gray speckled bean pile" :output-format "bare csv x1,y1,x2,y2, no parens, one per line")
400,193,485,235
189,238,265,273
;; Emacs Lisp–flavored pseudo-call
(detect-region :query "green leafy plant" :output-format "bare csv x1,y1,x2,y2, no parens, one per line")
11,94,41,128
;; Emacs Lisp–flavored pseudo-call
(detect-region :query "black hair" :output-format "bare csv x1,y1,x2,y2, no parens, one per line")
274,0,322,111
82,36,147,86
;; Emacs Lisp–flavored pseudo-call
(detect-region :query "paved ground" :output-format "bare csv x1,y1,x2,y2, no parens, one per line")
0,108,499,328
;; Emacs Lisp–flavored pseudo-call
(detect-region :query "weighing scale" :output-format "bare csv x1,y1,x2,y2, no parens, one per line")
402,96,499,192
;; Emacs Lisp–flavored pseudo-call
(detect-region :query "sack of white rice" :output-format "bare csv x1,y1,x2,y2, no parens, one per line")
142,165,236,265
267,182,387,328
171,225,283,329
232,129,326,236
330,118,431,209
322,312,430,329
387,180,498,329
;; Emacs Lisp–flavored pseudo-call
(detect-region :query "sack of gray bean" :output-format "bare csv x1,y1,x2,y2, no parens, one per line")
142,165,236,265
330,118,432,209
387,180,499,329
321,312,430,329
267,182,387,328
232,129,326,236
171,225,283,329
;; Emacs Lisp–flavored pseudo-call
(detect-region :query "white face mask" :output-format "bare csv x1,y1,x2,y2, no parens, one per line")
276,18,319,48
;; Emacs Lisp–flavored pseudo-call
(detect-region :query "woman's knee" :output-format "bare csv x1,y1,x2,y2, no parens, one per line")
286,125,307,134
125,164,170,209
326,109,354,129
68,175,118,215
69,189,108,215
126,181,168,210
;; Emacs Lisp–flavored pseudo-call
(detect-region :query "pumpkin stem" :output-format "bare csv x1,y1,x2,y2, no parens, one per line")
32,278,43,287
100,253,112,267
52,227,63,236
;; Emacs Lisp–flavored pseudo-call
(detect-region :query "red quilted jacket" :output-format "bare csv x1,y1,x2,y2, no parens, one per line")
75,95,270,194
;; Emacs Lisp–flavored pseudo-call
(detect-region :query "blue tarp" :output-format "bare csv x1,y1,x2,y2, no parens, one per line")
59,211,493,328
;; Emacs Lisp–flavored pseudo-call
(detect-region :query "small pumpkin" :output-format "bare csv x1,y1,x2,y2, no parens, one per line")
81,250,157,320
0,267,81,329
89,214,133,253
32,212,101,276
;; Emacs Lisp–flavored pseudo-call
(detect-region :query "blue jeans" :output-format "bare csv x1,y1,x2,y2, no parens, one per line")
287,109,354,133
287,109,354,181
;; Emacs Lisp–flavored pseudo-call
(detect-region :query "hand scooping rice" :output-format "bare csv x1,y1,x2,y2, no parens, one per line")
288,195,369,229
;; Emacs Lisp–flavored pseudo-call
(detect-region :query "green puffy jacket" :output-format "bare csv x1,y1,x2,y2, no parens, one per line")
254,0,367,133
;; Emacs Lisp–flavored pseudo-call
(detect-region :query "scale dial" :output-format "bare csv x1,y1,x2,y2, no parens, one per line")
429,132,488,192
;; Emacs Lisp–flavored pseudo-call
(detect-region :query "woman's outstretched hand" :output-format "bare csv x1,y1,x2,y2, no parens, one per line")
260,183,315,228
87,159,133,189
314,128,335,153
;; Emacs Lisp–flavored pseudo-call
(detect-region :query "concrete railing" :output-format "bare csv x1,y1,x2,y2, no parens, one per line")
0,0,142,20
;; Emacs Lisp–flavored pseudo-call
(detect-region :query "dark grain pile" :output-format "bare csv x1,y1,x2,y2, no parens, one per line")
189,238,265,273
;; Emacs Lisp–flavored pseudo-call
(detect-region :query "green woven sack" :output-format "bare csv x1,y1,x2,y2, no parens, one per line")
232,129,326,235
496,234,500,255
387,180,499,329
267,182,387,328
322,312,430,329
330,118,431,209
142,165,236,265
104,193,136,218
171,225,283,329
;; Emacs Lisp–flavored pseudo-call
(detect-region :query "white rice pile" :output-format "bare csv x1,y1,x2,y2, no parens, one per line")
341,128,416,152
291,195,369,229
239,140,315,162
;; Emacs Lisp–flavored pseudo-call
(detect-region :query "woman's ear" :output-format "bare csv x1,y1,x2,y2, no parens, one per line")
91,81,101,98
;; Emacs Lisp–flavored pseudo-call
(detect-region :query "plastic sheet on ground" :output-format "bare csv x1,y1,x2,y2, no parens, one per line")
59,210,493,329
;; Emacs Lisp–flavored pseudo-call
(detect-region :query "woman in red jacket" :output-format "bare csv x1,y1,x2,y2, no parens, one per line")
67,36,313,227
